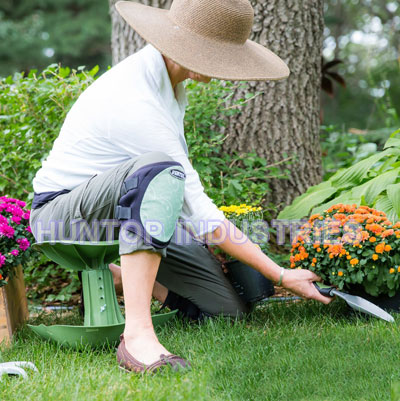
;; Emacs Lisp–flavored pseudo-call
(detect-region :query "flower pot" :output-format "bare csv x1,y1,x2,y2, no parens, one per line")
226,260,275,303
347,284,400,313
0,265,29,346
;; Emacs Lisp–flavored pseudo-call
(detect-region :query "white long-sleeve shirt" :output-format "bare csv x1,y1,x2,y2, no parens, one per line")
33,45,224,235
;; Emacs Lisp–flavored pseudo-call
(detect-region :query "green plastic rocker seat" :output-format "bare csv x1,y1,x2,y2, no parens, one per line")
29,241,177,348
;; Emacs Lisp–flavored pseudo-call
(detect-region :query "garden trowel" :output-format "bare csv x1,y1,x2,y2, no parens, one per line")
314,282,395,323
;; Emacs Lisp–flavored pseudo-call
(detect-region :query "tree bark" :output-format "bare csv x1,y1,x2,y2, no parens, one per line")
222,0,324,210
108,0,324,211
108,0,172,65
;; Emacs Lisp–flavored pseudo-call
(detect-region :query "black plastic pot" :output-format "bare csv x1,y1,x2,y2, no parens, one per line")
347,284,400,313
226,260,275,303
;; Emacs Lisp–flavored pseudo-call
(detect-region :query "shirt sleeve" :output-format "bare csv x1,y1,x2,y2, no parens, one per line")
108,101,225,236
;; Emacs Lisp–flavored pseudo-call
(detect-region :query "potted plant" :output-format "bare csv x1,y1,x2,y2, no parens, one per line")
290,203,400,311
0,196,33,344
210,204,274,303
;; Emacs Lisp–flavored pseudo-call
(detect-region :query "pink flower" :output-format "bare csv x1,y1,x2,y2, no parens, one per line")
26,226,32,233
0,215,8,225
17,200,26,208
0,254,5,267
0,204,6,212
17,238,30,251
22,211,30,220
10,249,19,256
6,204,23,217
11,216,21,225
0,224,15,238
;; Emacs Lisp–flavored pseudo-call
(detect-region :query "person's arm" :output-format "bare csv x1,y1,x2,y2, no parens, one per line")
205,218,332,304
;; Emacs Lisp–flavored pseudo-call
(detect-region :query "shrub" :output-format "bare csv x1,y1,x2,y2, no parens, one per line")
0,65,98,201
184,80,290,211
290,204,400,297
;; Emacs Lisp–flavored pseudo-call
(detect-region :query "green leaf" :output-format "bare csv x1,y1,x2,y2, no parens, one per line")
374,195,399,223
311,192,360,215
351,167,400,204
331,149,392,187
387,183,400,220
384,128,400,149
278,181,337,219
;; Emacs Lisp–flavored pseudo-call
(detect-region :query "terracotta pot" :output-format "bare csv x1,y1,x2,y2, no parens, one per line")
0,265,29,346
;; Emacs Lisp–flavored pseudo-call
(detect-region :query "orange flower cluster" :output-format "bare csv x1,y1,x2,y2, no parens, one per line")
290,204,400,295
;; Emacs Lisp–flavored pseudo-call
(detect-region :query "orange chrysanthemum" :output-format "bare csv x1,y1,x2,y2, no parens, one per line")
382,229,395,238
350,258,359,265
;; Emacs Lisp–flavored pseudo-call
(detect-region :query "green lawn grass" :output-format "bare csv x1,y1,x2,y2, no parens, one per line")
1,300,400,401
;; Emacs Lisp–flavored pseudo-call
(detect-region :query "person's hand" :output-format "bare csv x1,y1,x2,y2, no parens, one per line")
281,268,333,304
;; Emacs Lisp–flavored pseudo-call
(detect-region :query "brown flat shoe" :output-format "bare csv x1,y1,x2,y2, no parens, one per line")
116,335,191,373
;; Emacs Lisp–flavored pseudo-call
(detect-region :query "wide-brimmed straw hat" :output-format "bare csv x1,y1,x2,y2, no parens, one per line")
115,0,290,81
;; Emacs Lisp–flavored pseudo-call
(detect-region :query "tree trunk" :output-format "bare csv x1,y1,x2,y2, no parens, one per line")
108,0,324,211
108,0,172,65
223,0,324,211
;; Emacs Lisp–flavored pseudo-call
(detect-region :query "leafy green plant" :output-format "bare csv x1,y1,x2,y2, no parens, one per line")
23,255,80,304
279,128,400,222
185,80,290,210
0,64,98,202
320,125,378,180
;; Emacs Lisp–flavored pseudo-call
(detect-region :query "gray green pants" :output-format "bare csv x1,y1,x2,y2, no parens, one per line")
31,152,248,317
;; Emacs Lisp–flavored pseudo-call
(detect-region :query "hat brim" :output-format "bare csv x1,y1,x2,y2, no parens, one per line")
116,1,290,81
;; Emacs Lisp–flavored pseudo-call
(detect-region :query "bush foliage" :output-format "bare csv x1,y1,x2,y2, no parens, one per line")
0,64,98,201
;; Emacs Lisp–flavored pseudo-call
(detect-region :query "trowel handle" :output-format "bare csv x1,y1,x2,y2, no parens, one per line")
313,282,335,297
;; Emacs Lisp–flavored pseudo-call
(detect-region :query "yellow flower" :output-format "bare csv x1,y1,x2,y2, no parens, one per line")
350,258,359,265
372,254,378,261
389,268,395,274
346,255,351,260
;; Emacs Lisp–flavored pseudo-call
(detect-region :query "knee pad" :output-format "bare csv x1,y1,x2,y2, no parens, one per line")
115,161,185,248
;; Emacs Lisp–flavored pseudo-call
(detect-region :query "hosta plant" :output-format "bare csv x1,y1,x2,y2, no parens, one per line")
0,196,34,286
279,129,400,222
290,204,400,297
